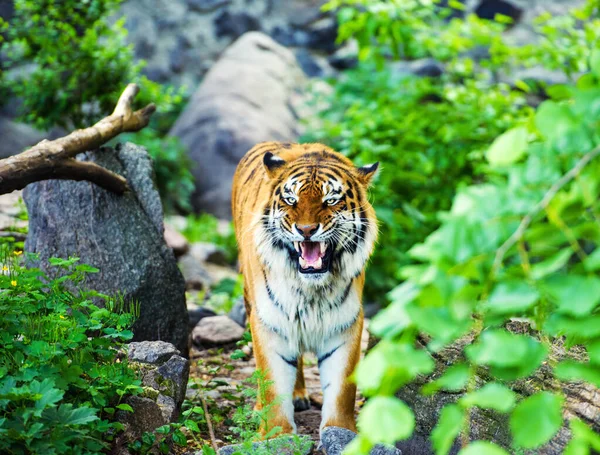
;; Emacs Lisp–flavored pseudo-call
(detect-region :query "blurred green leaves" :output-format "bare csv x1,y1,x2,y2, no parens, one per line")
312,0,600,453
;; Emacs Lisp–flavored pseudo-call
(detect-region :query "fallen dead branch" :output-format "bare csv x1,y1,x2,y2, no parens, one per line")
0,83,156,195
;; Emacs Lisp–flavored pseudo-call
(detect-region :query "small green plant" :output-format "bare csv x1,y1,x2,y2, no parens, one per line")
0,247,143,454
0,0,182,130
129,400,214,455
204,276,244,314
228,370,312,455
182,214,238,264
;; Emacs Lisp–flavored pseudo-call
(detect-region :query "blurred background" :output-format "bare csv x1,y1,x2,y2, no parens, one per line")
2,0,594,305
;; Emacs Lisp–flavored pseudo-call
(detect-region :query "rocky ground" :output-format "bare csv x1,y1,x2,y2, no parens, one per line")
187,320,372,449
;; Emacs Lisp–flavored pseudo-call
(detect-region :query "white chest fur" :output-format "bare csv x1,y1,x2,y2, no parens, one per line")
255,267,360,355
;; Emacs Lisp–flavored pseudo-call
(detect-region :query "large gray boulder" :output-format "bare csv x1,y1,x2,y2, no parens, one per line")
23,142,189,354
170,31,305,218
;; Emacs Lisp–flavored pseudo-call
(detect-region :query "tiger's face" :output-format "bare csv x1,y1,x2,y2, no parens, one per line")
258,150,378,282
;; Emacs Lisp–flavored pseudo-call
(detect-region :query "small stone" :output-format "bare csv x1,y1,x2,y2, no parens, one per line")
164,224,189,257
117,395,167,440
189,242,229,266
474,0,523,24
187,302,217,329
328,40,358,70
128,341,181,365
156,355,190,405
320,427,402,455
214,11,261,40
187,0,231,12
228,298,246,328
192,315,245,346
305,17,338,53
295,48,325,78
179,253,213,290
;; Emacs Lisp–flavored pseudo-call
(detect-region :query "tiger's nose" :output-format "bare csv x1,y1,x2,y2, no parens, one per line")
295,223,319,239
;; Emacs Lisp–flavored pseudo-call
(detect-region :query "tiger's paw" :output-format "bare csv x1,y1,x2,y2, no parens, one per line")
293,396,311,412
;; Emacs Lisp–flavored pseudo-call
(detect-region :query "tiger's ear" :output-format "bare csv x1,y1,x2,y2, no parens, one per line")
357,162,379,185
263,152,286,178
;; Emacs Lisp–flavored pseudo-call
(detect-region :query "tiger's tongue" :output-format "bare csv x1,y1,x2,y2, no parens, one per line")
300,241,321,265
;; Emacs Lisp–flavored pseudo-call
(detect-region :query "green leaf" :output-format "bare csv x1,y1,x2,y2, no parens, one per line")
58,404,99,425
457,441,510,455
555,360,600,387
357,396,415,445
530,249,572,279
485,126,528,166
466,329,545,368
422,363,470,396
565,419,600,455
587,340,600,365
510,392,564,449
591,48,600,79
459,383,516,412
541,274,600,317
534,101,578,141
583,248,600,272
116,403,134,413
431,404,464,455
355,341,434,396
486,281,539,314
30,379,64,412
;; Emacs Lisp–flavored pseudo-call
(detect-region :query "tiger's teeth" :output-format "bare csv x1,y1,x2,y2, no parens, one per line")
294,241,300,253
299,257,307,268
315,257,322,269
319,242,326,254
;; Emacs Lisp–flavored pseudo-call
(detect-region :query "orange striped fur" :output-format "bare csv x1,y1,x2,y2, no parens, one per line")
232,142,378,437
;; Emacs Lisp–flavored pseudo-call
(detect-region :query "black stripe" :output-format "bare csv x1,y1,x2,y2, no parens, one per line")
318,343,343,366
258,315,289,342
263,270,289,317
331,311,360,335
279,354,298,368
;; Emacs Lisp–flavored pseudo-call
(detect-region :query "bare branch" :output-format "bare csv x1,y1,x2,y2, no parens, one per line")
0,83,155,195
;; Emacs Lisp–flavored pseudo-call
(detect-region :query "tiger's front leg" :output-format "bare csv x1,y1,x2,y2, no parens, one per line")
318,312,363,433
249,309,298,436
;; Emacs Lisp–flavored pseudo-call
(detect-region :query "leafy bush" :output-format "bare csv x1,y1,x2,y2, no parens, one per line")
305,0,599,298
0,248,142,454
1,0,194,213
321,1,600,454
0,0,181,130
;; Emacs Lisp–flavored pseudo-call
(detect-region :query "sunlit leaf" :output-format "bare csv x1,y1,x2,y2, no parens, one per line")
510,392,563,449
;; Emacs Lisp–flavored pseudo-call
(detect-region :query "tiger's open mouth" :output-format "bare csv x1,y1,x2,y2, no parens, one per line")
293,241,332,274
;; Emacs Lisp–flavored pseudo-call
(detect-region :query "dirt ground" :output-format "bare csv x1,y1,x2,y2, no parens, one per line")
187,322,371,451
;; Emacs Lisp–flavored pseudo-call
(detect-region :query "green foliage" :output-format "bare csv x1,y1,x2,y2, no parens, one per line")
0,0,182,130
0,247,142,454
228,370,312,454
129,401,211,455
304,10,531,298
313,0,600,453
182,214,238,264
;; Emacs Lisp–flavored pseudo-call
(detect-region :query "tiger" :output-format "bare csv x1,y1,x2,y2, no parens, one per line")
231,141,378,437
